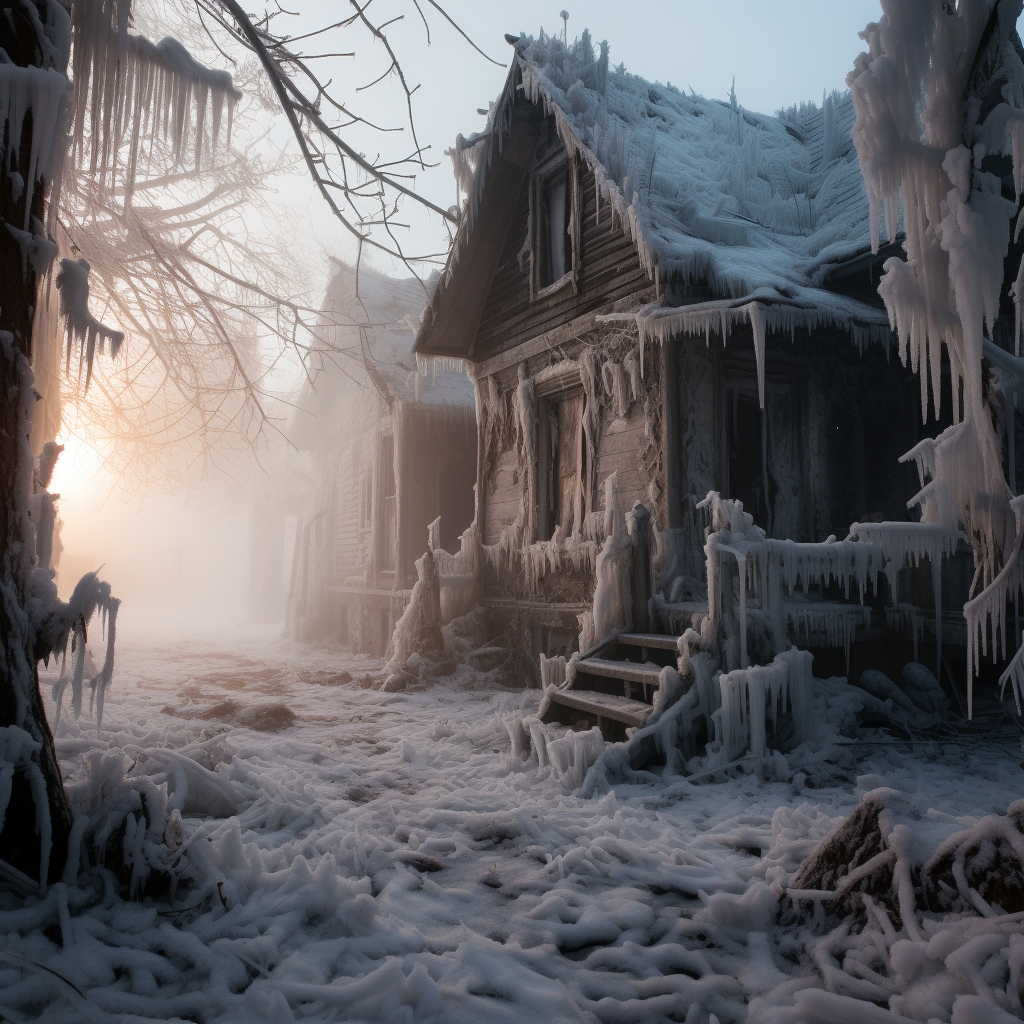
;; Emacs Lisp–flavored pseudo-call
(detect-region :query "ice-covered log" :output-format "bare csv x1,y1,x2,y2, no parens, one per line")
786,789,1024,934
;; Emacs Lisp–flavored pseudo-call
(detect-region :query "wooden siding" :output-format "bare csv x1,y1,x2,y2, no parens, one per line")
473,158,652,362
594,403,650,513
331,423,376,583
484,446,521,546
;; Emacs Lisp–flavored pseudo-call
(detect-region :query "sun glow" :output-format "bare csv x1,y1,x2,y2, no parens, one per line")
49,429,108,505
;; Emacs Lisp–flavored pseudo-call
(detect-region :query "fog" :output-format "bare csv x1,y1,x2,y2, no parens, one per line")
50,442,266,620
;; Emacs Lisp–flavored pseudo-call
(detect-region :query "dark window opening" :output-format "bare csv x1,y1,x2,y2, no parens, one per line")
541,390,585,537
538,166,572,288
727,392,768,529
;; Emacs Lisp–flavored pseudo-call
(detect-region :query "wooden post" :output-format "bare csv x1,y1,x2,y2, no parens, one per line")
631,501,653,635
661,339,682,529
413,549,444,655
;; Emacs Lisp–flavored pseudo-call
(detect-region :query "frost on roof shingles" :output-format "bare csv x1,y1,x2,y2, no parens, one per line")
489,30,885,327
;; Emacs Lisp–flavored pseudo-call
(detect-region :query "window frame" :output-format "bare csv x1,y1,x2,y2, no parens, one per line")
530,150,581,302
534,368,588,540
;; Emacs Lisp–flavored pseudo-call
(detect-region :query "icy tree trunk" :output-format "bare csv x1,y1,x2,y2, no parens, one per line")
0,2,73,884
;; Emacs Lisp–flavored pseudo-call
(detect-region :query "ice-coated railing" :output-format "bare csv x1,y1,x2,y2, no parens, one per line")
710,648,814,762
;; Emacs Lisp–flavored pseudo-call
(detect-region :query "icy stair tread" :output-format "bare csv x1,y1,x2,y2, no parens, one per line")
550,689,654,727
616,633,681,652
577,657,663,686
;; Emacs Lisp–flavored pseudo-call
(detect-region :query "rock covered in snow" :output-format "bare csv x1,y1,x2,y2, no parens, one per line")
901,662,949,717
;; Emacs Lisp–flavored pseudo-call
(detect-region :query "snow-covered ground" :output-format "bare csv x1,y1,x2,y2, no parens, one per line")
7,609,1024,1022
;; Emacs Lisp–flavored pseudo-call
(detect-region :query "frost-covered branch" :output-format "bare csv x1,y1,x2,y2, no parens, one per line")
191,0,499,271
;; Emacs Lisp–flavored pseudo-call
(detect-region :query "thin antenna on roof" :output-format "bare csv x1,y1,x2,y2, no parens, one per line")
560,10,569,45
729,76,738,111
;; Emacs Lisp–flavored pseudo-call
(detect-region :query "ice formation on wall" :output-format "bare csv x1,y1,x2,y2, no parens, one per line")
846,0,1024,708
590,473,632,644
431,532,478,626
478,341,646,595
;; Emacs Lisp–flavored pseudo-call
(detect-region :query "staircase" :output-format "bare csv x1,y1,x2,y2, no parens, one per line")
544,632,681,740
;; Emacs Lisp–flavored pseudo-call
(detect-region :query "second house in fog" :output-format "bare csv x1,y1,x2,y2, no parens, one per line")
289,261,477,655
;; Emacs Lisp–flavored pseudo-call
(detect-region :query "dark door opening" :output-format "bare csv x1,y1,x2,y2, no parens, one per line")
727,391,768,528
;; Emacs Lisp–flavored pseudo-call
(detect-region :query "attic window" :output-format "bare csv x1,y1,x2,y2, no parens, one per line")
532,154,578,298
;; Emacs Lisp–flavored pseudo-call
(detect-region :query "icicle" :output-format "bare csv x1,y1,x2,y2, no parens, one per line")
70,0,240,213
55,258,123,387
747,302,766,409
999,632,1024,714
0,63,71,228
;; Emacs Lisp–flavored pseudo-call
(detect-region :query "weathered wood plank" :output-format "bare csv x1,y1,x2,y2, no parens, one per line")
472,153,651,362
550,689,653,727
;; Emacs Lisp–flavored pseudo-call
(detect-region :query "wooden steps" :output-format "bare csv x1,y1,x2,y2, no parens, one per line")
576,657,664,686
542,631,682,739
616,633,681,652
549,689,654,728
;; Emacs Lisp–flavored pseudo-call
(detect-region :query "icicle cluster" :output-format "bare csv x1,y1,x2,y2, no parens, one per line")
600,300,891,413
844,1,1024,710
55,257,124,389
70,0,240,211
710,648,814,763
0,62,71,229
848,1,1023,594
41,571,120,734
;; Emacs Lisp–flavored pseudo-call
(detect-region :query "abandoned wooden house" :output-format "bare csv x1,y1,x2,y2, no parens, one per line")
289,260,477,654
413,32,1010,745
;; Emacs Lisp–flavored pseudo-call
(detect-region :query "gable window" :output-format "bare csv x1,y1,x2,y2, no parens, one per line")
540,168,570,286
532,154,578,298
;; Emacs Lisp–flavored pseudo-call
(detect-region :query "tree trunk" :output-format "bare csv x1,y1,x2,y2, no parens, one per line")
0,1,73,885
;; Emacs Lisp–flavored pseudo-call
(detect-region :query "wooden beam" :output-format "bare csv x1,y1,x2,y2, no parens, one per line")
417,105,540,358
661,339,682,529
468,292,651,379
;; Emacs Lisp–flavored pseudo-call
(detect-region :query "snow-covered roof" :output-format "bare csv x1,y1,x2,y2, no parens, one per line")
420,30,893,360
291,261,474,449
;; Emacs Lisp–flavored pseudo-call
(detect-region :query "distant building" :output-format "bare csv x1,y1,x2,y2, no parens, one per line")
289,261,477,654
